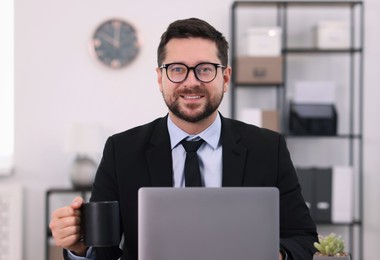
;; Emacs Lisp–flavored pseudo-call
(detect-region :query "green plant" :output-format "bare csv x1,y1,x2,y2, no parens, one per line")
314,233,348,257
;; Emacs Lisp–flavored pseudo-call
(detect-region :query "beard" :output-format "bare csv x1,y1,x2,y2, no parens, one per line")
162,86,224,123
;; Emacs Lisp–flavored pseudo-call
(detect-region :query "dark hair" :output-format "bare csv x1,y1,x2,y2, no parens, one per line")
157,18,229,67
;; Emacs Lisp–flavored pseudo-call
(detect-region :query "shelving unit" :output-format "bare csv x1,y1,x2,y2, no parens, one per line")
230,1,364,259
45,188,91,260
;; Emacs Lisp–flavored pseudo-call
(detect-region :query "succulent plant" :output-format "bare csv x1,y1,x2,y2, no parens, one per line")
314,233,348,257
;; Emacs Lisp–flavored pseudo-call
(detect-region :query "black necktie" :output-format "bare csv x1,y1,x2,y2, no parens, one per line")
181,139,204,187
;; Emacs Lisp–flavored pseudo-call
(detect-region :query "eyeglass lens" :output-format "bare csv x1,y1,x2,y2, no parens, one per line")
166,63,218,83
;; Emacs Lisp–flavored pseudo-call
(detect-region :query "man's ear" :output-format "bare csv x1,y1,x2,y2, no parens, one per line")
156,67,163,92
223,66,232,93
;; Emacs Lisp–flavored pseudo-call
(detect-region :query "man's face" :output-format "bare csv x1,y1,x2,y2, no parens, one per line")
157,38,231,123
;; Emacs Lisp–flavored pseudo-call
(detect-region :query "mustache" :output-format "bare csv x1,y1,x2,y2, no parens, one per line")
176,87,206,96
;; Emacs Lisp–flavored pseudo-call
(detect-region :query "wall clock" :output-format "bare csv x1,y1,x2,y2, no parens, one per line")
91,19,140,69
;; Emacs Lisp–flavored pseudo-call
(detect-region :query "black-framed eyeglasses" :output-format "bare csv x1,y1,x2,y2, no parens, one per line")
159,62,225,83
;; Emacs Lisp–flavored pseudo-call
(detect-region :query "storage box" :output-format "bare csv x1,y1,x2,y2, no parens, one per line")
289,103,337,135
314,21,350,49
293,81,336,104
239,109,279,132
235,56,283,85
246,27,282,56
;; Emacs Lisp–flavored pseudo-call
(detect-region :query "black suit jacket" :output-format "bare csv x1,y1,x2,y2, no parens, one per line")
68,115,317,260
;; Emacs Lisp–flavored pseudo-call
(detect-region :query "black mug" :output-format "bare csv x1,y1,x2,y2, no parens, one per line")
81,201,120,247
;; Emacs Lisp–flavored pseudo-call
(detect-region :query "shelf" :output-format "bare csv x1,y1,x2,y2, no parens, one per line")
283,48,363,54
316,220,362,226
283,134,362,139
233,83,283,88
46,187,92,194
233,1,362,7
230,1,364,259
45,188,92,260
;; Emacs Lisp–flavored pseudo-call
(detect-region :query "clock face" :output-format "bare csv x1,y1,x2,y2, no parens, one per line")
91,19,140,69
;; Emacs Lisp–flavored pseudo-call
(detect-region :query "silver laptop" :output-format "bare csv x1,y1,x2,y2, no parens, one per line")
138,187,279,260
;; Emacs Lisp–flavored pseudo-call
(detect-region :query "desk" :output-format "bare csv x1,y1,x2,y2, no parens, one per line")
45,188,91,260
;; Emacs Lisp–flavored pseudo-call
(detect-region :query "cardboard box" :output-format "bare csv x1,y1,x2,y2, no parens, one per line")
235,56,283,85
246,27,282,56
314,21,350,49
239,109,279,132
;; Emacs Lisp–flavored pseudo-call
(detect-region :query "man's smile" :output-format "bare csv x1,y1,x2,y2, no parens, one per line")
181,95,203,99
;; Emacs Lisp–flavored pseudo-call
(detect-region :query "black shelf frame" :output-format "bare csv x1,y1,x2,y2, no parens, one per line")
284,48,363,54
283,134,362,139
232,1,362,7
230,1,364,259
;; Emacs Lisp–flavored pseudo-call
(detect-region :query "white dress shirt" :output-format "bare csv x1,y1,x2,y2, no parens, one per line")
167,114,223,187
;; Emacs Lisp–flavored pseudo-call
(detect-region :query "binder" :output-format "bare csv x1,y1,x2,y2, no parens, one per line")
296,168,314,215
296,167,353,223
314,168,332,222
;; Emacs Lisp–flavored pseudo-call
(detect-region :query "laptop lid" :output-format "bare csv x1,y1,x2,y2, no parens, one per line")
138,187,279,260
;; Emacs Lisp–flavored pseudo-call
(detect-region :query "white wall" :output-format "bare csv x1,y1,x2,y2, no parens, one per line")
13,1,231,259
362,1,380,259
8,0,380,259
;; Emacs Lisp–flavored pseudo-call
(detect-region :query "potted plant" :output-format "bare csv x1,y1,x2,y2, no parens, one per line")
313,233,350,260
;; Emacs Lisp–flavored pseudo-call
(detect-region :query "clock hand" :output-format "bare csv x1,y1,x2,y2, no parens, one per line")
113,22,121,48
97,32,117,47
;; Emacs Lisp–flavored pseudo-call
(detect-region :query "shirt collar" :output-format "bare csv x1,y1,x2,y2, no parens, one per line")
167,113,221,150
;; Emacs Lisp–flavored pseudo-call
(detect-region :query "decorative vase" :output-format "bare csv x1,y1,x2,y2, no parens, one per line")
69,156,97,189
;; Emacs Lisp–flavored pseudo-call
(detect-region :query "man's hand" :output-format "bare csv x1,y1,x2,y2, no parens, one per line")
49,196,88,256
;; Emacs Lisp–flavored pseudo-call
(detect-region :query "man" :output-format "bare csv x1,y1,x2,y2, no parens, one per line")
50,18,318,260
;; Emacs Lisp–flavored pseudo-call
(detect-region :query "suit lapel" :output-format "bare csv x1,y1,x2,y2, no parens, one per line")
144,115,248,187
146,116,174,187
221,117,247,187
